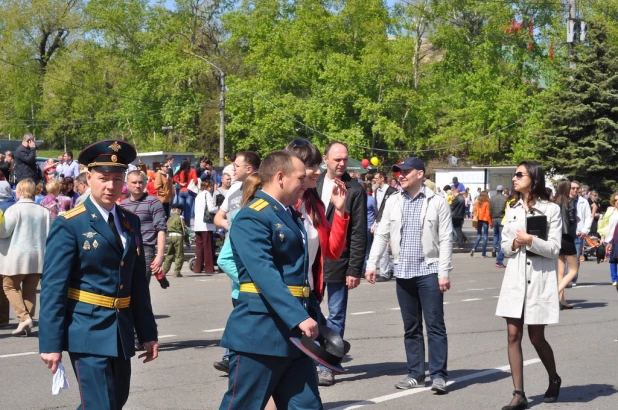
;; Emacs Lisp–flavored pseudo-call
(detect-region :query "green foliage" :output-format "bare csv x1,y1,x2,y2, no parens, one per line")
0,0,615,183
538,19,618,196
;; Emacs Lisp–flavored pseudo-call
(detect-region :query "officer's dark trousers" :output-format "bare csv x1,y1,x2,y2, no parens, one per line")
69,352,131,410
220,351,323,410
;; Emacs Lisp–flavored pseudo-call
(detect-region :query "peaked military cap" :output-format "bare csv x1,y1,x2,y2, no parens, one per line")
78,140,137,173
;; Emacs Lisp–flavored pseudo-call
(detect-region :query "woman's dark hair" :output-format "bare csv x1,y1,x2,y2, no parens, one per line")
511,160,550,208
285,139,325,228
552,179,571,209
285,139,322,167
179,158,191,181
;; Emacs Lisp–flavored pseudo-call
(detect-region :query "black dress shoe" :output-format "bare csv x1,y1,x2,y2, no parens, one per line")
213,360,230,374
501,390,528,410
376,275,391,282
543,376,561,403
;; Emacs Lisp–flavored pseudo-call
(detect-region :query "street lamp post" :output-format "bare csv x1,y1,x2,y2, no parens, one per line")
183,50,226,167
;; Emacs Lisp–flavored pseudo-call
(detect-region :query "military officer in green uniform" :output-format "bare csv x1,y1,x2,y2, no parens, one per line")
219,150,323,410
39,140,159,410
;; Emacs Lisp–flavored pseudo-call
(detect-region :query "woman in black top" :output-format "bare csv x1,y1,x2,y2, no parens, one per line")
553,179,578,309
588,190,601,236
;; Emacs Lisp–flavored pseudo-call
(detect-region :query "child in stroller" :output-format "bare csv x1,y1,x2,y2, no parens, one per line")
581,234,606,263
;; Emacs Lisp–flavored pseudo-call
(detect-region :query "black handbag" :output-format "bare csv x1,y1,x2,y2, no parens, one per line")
203,192,215,223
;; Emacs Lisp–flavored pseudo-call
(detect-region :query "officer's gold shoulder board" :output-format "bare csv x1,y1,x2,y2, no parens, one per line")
249,199,269,212
62,204,87,220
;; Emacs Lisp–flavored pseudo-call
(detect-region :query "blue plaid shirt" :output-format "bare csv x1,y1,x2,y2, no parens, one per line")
394,187,439,279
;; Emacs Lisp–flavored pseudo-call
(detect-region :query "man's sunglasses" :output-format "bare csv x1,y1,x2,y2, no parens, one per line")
513,172,528,180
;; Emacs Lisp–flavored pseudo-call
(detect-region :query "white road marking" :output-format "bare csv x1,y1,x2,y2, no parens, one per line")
443,302,450,305
0,352,38,359
159,334,177,339
572,285,600,288
492,295,500,298
351,311,375,316
462,298,482,302
331,358,541,410
202,328,225,333
467,288,485,291
390,308,401,311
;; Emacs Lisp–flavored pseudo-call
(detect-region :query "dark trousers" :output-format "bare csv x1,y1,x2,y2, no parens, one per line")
220,351,323,410
396,274,448,381
452,217,466,247
194,231,215,273
363,228,374,272
0,290,9,324
144,245,155,285
162,202,170,219
69,352,131,410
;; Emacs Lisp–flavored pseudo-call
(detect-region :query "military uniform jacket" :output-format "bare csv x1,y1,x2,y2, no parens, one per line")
220,191,318,357
39,196,158,360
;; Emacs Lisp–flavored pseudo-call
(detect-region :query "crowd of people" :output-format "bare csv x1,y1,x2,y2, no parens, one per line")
0,132,615,410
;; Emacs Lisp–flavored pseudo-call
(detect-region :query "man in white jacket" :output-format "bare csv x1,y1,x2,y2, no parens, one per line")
365,157,453,394
570,180,592,286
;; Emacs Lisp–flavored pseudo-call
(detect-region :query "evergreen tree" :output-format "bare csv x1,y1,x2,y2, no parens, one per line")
539,20,618,197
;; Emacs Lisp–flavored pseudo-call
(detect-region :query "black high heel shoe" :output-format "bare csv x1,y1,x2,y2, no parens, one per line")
543,376,561,403
501,390,528,410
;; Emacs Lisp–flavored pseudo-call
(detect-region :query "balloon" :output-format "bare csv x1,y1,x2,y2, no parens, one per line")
361,158,370,168
370,157,379,167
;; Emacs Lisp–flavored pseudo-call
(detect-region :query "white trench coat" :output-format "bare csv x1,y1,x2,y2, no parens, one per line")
495,199,561,325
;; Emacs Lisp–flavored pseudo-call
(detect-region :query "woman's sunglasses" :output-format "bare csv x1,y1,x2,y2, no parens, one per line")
513,172,528,180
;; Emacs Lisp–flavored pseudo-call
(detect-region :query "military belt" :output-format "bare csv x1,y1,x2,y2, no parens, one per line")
239,283,311,298
68,288,131,309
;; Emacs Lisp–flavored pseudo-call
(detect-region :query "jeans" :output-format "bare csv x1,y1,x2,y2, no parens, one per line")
493,223,502,251
572,237,583,283
396,275,448,381
177,191,194,228
472,221,489,256
318,282,349,373
610,263,618,283
494,224,505,264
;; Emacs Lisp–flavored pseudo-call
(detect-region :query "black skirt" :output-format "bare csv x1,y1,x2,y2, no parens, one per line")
560,234,577,256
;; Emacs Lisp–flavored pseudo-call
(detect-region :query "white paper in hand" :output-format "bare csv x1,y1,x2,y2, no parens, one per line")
52,362,70,395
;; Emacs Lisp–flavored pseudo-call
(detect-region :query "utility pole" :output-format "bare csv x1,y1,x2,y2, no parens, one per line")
568,0,576,73
183,50,226,167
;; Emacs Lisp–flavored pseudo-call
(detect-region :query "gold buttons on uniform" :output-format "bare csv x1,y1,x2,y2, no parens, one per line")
120,261,124,267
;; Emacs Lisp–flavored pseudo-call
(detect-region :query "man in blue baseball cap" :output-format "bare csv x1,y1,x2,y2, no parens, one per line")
365,157,453,394
39,140,159,409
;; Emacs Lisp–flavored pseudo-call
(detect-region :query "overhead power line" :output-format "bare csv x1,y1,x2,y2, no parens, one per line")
238,88,533,155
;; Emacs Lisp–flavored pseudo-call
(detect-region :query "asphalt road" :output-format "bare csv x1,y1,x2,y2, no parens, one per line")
1,252,617,410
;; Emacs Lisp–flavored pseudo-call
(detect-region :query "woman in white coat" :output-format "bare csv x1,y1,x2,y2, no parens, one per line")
495,161,562,410
0,178,52,336
193,180,218,274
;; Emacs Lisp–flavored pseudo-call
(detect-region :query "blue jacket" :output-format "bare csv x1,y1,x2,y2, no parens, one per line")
39,196,158,359
220,191,317,357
